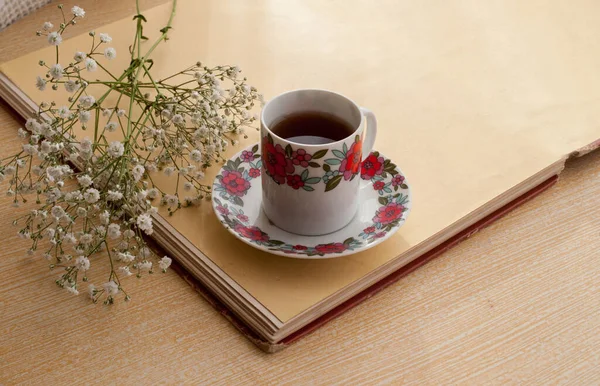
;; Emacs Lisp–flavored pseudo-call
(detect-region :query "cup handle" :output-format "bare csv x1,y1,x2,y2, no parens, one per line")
360,107,377,161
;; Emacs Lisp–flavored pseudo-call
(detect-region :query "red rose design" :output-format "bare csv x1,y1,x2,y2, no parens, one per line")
361,153,384,180
291,149,312,167
221,170,250,197
315,242,347,254
339,140,362,180
374,231,386,238
216,205,229,216
293,245,308,250
234,223,269,242
236,213,249,223
241,150,254,162
248,168,261,178
363,226,376,234
262,136,294,184
392,174,405,186
373,202,405,225
286,174,305,190
373,181,385,191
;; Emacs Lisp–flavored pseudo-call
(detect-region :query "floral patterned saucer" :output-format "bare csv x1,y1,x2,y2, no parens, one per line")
212,143,411,259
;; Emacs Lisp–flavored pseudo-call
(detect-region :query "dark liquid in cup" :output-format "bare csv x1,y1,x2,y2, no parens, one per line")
270,111,355,144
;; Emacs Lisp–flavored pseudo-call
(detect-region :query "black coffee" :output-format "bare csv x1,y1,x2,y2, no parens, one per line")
270,111,355,144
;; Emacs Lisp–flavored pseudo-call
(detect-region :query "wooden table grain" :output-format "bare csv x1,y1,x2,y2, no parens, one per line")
1,1,599,384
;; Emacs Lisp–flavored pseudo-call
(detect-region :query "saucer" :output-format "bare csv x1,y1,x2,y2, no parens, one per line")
212,143,412,259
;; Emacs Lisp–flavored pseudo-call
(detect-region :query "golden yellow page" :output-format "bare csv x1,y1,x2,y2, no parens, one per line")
2,0,599,322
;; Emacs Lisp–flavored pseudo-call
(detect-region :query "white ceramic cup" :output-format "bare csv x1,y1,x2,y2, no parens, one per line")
260,89,377,235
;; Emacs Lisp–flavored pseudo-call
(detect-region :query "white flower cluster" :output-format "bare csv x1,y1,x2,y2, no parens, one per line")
36,8,115,91
2,3,260,304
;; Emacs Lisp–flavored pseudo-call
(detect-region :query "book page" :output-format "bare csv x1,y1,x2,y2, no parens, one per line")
2,0,599,322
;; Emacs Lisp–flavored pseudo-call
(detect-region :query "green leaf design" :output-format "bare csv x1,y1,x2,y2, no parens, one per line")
225,160,236,170
325,175,343,192
396,194,409,205
233,196,244,206
394,186,398,192
342,143,348,154
285,144,293,158
251,144,259,153
267,133,274,144
253,154,260,159
301,169,309,180
378,196,389,206
323,164,331,172
355,134,360,143
302,185,315,191
332,149,345,159
343,237,354,245
384,164,396,173
308,162,320,168
400,183,408,189
304,177,321,184
324,158,342,165
269,240,285,246
372,151,380,158
312,149,328,159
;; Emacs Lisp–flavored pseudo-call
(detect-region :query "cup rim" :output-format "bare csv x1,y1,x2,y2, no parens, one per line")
260,88,364,148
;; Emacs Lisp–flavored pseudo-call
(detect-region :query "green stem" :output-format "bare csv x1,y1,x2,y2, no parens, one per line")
126,0,178,138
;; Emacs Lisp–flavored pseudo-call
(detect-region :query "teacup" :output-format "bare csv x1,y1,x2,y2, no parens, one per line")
260,89,377,235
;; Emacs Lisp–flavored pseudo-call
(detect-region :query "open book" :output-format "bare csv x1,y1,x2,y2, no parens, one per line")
1,1,599,352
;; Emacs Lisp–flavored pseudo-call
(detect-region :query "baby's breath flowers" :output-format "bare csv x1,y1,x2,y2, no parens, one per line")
1,1,261,304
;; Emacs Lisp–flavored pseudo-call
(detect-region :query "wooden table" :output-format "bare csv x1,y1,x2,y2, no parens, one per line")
1,1,599,384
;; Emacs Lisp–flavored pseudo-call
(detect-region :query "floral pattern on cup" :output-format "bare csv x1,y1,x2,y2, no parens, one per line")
322,135,362,191
213,143,261,206
261,133,326,187
214,146,409,257
261,133,364,192
285,170,321,191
